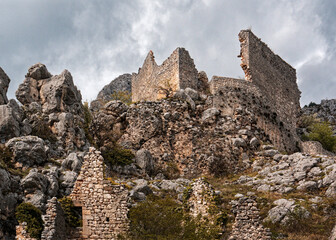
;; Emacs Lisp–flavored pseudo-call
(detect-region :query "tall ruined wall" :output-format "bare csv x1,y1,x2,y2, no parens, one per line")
238,30,301,142
70,148,129,240
209,77,299,153
132,48,198,102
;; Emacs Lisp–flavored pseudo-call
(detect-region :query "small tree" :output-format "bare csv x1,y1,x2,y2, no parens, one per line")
157,79,174,98
307,121,336,152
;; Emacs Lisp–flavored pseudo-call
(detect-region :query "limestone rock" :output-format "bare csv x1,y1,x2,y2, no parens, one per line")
16,64,82,115
59,171,78,195
135,149,154,175
202,107,219,121
0,100,25,141
0,67,10,105
6,136,48,167
62,152,84,172
26,63,52,80
97,73,132,101
21,169,49,209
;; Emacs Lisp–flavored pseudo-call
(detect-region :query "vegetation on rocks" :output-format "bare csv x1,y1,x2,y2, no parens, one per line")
83,101,94,144
126,194,221,240
305,121,336,152
110,91,132,105
31,116,57,143
59,197,82,228
101,142,134,166
15,202,44,239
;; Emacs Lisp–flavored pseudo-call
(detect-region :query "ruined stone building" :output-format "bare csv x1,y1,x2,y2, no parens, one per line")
69,148,129,239
132,29,301,153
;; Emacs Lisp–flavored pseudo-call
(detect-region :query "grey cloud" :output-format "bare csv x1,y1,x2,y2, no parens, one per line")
1,0,335,105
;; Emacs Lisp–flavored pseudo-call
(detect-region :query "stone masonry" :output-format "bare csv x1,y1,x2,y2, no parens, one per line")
132,48,199,102
229,196,272,240
69,147,129,240
41,197,67,240
239,30,301,151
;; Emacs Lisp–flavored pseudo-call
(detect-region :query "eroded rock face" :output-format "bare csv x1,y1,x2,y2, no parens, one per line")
17,65,82,114
6,136,48,167
15,64,87,154
97,73,132,101
91,95,269,177
0,168,21,239
0,100,28,141
0,67,10,105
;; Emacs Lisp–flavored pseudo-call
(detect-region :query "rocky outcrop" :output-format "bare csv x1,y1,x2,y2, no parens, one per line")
0,67,10,105
0,168,21,239
0,99,29,141
97,73,132,101
6,136,48,167
91,95,269,177
16,64,82,114
15,64,87,154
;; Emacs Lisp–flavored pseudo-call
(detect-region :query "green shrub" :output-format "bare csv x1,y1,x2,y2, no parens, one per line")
110,91,132,105
16,202,44,239
101,143,134,166
59,197,82,228
127,195,221,240
306,121,336,152
164,162,180,179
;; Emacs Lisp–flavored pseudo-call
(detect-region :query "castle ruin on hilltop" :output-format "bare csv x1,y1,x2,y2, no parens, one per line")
132,30,301,153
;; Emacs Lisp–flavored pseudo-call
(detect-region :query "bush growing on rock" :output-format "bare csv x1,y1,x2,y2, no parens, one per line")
126,195,221,240
101,143,134,166
59,197,82,228
306,121,336,152
15,202,44,239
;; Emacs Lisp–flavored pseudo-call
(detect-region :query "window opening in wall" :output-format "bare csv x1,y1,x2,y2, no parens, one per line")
74,206,83,227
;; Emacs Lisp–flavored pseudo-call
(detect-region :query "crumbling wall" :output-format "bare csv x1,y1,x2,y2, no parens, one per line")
41,197,67,240
209,77,299,153
239,30,301,149
132,48,199,102
69,148,129,240
229,196,271,240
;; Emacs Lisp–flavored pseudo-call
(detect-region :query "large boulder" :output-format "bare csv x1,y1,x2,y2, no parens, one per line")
0,100,27,141
21,169,49,209
97,73,132,101
0,168,21,239
16,64,82,114
0,67,10,105
6,136,48,167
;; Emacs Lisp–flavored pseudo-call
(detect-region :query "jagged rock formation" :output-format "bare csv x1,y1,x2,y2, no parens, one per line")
91,97,269,177
15,63,87,154
97,73,132,101
0,169,21,239
302,99,336,124
0,67,10,105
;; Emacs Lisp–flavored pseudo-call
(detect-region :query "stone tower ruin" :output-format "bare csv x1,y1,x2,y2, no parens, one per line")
131,47,200,102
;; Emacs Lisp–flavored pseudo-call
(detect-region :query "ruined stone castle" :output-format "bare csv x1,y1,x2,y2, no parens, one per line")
13,29,304,240
132,29,301,153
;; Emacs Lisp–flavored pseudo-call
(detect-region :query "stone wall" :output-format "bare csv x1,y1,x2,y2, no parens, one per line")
239,30,301,150
41,197,67,240
209,77,299,153
69,148,129,240
229,196,271,240
132,48,199,102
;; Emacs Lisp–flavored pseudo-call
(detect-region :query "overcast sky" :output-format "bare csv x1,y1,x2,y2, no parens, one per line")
1,0,335,106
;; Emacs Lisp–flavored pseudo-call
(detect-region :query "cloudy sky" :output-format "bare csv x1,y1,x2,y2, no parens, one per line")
1,0,335,105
